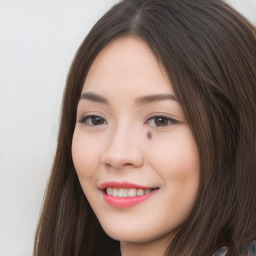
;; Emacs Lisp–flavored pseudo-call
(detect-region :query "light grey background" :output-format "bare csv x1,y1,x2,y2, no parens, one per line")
0,1,255,256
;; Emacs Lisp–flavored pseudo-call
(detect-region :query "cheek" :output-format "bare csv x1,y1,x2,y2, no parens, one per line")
72,128,101,178
147,126,200,205
148,126,199,176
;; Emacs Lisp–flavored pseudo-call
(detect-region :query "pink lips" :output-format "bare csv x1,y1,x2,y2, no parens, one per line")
100,182,158,208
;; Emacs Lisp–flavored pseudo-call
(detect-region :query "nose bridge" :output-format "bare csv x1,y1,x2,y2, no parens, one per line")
101,120,143,169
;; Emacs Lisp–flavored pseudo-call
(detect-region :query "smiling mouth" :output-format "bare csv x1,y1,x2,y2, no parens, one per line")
104,187,157,198
102,186,159,208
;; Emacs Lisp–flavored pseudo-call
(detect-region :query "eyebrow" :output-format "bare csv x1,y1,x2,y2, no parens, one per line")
79,92,178,105
79,92,108,104
135,93,178,105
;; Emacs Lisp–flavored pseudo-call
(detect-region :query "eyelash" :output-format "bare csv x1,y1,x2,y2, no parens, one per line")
79,114,180,128
145,115,180,127
79,115,107,126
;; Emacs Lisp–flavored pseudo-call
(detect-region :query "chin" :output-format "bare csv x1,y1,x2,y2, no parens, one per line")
99,219,176,244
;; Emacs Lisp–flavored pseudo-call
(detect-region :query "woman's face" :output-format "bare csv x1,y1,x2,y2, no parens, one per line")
72,37,200,248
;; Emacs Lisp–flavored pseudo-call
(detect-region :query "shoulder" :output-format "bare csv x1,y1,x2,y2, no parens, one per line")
246,239,256,256
212,239,256,256
212,246,228,256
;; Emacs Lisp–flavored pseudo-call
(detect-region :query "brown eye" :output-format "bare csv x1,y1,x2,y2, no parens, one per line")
79,115,107,126
146,115,179,127
154,116,169,126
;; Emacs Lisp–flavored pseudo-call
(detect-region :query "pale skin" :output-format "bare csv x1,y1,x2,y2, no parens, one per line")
72,37,200,256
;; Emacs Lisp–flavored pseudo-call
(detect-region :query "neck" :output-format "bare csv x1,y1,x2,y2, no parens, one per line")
120,233,174,256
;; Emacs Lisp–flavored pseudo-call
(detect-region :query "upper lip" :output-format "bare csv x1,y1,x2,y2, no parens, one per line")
99,181,156,190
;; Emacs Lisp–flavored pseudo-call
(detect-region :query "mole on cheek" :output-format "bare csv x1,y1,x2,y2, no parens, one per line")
147,131,152,140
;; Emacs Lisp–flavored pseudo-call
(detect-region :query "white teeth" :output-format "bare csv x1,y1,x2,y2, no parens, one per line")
105,187,153,197
127,188,136,197
145,189,151,194
106,187,112,195
118,188,127,197
113,188,118,197
137,189,144,196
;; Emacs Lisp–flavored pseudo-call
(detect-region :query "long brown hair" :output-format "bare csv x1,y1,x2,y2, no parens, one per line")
33,1,256,255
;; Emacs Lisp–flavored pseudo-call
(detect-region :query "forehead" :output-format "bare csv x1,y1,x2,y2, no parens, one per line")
83,36,173,95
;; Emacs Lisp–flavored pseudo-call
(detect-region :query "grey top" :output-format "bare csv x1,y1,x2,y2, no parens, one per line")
212,246,228,256
213,240,256,256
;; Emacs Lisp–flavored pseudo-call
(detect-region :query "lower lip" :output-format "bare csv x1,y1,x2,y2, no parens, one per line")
103,189,158,208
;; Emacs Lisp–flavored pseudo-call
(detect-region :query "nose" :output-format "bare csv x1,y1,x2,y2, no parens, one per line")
101,125,144,169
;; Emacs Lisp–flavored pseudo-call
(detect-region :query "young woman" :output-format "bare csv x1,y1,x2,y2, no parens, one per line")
33,0,256,255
